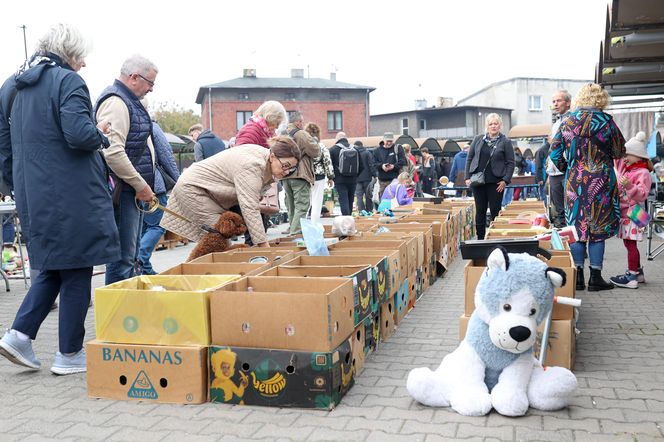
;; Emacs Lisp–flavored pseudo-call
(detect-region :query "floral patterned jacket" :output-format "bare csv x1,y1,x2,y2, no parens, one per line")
312,143,334,180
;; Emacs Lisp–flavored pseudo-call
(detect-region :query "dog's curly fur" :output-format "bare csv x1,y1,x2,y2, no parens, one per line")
186,212,248,261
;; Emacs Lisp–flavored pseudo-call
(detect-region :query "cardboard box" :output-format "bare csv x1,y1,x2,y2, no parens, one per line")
349,233,418,277
328,249,400,301
394,280,409,325
210,276,354,352
407,270,417,310
364,313,380,356
331,240,408,287
86,340,207,404
312,253,391,306
463,256,576,320
209,339,354,409
351,324,366,375
160,262,269,276
458,315,576,370
257,261,373,326
190,250,295,265
95,275,239,346
380,299,396,341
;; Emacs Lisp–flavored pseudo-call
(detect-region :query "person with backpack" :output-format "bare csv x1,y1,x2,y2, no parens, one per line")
282,112,320,235
329,132,363,215
354,140,374,213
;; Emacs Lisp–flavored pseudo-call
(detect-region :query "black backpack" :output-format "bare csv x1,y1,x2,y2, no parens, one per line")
338,144,359,177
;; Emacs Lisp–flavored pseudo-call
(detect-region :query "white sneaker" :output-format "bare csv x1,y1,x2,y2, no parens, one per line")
51,348,86,375
0,329,41,370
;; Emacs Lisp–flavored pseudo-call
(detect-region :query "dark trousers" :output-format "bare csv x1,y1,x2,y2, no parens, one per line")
335,182,356,216
472,183,504,240
355,181,372,212
550,174,566,226
13,267,93,353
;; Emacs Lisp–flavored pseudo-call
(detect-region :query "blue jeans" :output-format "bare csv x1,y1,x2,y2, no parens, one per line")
136,193,167,274
13,267,93,353
105,189,143,285
570,240,605,270
2,215,15,245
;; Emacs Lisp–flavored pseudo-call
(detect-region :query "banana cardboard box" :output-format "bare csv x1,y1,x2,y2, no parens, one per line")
86,340,207,404
351,323,366,375
364,312,380,356
394,279,409,325
327,250,394,304
209,339,354,409
257,259,373,326
330,240,408,288
210,276,354,352
159,262,270,277
380,298,396,341
189,250,295,265
350,232,420,277
328,247,401,298
95,275,239,346
375,224,433,285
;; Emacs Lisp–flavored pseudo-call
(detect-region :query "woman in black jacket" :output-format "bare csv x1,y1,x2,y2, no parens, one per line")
465,113,515,239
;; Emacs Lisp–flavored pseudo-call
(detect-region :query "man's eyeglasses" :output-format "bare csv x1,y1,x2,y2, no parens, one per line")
276,157,297,175
134,73,155,87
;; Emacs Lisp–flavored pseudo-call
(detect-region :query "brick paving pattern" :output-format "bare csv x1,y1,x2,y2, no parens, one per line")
1,236,663,441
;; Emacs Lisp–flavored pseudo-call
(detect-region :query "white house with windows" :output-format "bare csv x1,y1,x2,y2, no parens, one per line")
457,77,590,126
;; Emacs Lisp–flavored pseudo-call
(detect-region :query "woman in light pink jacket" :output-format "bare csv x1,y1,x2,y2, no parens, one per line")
610,132,653,289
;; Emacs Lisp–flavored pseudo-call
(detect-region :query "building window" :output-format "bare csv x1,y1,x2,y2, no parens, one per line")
285,92,296,100
401,118,409,136
419,119,427,131
328,111,342,132
528,95,542,111
238,93,249,100
236,111,252,131
328,92,340,100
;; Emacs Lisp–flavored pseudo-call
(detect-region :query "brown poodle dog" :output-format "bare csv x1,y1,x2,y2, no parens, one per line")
186,211,248,262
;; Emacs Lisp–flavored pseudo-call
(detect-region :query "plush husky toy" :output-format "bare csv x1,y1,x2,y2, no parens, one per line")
407,246,577,416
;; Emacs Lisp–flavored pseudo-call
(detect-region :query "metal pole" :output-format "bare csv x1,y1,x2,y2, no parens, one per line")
20,25,28,60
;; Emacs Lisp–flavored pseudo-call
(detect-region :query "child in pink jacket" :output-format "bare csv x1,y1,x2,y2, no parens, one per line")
611,132,653,289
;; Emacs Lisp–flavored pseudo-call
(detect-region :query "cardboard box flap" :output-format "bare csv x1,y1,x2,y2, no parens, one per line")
160,262,269,276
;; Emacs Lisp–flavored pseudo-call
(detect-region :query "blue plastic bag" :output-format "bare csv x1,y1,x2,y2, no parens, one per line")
300,218,329,256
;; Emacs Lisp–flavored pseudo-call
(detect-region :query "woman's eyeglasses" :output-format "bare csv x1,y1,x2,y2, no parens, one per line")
276,157,297,175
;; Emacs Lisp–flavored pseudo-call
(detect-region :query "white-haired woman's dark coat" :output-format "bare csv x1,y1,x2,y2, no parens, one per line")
0,54,120,270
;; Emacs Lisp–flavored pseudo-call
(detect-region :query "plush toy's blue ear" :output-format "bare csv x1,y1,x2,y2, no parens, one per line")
545,267,566,287
487,246,509,272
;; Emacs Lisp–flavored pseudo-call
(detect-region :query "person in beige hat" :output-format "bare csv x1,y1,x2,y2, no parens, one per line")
610,131,653,289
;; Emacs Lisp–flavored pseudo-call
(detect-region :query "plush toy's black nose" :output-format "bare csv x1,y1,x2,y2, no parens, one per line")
509,326,531,342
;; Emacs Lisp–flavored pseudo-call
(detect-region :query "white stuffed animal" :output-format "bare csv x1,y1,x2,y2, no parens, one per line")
407,246,577,416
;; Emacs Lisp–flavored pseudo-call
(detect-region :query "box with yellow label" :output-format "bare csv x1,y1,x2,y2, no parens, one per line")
95,275,239,346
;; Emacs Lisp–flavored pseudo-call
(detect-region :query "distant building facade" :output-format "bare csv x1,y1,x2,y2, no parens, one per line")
370,105,512,140
195,69,375,140
457,77,591,126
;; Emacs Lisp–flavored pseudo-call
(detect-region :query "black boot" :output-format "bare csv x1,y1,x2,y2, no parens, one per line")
588,268,614,292
576,266,585,291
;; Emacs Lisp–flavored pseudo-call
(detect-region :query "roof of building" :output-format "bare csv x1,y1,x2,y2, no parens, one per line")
371,105,512,118
457,77,591,104
196,77,375,103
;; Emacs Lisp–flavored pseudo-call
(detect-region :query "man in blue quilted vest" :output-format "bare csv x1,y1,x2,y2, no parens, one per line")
96,55,157,284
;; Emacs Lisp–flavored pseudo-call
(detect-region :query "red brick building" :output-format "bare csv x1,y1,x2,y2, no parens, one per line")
195,69,375,140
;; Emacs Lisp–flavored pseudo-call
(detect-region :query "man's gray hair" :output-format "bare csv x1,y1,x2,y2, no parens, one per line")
120,54,158,78
289,111,303,123
556,89,572,103
36,23,90,67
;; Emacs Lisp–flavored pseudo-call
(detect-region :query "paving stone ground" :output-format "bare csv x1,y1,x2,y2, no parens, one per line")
1,230,663,441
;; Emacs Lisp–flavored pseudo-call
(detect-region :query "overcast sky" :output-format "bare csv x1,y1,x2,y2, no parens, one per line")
1,0,608,116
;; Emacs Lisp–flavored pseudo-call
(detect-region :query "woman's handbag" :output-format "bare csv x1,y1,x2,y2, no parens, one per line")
468,143,496,188
259,182,280,215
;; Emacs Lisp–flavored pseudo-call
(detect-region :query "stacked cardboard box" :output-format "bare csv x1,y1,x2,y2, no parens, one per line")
208,276,355,409
88,274,240,404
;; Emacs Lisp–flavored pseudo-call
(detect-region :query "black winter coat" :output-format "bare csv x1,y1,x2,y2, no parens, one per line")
0,55,120,270
371,144,407,181
355,145,374,182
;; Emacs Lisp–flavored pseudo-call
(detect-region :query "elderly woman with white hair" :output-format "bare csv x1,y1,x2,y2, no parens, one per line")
465,113,515,239
0,24,117,374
